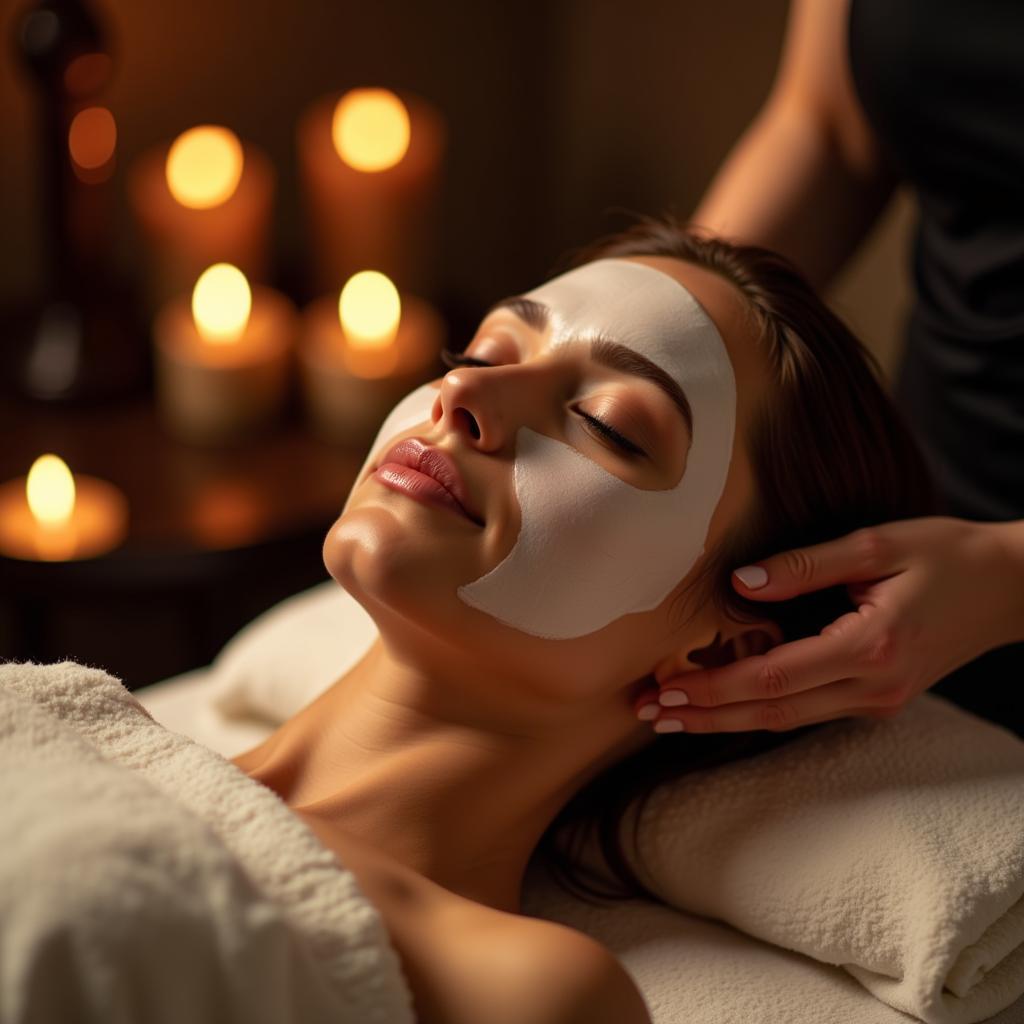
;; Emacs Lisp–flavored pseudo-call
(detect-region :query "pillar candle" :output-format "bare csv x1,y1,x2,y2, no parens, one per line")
128,125,274,310
299,270,444,446
153,264,297,446
297,88,445,297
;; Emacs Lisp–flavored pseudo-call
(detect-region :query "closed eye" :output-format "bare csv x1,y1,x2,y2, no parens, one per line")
439,347,647,458
440,349,493,370
575,410,646,457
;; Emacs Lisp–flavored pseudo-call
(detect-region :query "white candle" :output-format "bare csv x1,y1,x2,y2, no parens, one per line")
153,263,297,445
299,269,444,445
0,454,128,561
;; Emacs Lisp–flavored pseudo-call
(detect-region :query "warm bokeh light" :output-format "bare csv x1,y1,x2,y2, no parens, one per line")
190,479,265,549
192,263,252,344
166,126,244,209
68,106,116,170
26,454,75,526
339,271,401,349
331,89,411,172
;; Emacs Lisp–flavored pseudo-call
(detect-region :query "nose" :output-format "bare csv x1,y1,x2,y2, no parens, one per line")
434,362,550,454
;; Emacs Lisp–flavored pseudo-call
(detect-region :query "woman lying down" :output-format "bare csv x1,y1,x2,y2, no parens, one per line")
229,216,936,1022
0,216,935,1024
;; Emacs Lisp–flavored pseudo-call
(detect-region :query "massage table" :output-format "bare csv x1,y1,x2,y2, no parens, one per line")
128,580,1024,1024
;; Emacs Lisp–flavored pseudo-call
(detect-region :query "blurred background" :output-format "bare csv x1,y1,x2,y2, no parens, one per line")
0,0,916,689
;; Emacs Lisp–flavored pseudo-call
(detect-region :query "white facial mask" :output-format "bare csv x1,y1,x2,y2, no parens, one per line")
373,381,439,446
456,258,737,639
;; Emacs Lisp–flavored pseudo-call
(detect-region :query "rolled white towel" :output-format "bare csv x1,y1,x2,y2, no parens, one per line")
607,694,1024,1024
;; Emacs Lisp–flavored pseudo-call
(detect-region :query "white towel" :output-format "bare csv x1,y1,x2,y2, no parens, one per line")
595,693,1024,1024
0,660,416,1024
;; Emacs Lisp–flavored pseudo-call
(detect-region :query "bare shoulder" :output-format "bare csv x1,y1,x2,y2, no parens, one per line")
327,842,652,1024
481,914,653,1024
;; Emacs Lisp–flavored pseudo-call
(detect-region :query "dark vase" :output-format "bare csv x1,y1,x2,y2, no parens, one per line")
6,0,148,405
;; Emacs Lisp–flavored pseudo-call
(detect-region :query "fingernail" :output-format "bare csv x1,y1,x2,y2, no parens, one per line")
734,565,768,589
654,719,684,734
659,690,689,707
636,703,660,721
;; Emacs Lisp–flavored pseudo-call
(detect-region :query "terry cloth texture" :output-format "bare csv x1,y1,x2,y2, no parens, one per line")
0,660,415,1024
566,692,1024,1024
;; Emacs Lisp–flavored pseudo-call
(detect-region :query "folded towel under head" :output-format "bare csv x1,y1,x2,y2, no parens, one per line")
574,693,1024,1024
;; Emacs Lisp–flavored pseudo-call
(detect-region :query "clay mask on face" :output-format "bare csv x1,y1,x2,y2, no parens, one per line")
457,258,737,639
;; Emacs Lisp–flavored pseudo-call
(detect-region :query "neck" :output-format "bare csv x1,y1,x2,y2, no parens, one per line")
233,636,653,913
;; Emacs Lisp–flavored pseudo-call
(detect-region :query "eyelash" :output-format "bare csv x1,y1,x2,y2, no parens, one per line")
439,347,647,458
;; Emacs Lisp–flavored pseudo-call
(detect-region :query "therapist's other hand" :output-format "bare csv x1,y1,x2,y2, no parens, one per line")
637,517,1024,735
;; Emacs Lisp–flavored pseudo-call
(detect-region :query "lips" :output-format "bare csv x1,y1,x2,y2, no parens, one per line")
376,438,484,526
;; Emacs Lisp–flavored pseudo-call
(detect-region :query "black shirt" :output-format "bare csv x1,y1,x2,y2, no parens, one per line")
848,0,1024,738
848,0,1024,522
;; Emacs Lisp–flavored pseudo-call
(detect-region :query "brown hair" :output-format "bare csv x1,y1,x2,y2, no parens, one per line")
528,213,939,907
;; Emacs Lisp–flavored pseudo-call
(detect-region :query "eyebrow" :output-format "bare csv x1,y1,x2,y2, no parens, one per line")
484,295,694,438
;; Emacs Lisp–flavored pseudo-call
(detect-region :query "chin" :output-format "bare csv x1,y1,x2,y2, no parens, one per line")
323,506,460,633
324,507,405,597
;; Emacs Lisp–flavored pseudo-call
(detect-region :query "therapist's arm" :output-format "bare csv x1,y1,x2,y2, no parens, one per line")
991,519,1024,645
692,0,900,290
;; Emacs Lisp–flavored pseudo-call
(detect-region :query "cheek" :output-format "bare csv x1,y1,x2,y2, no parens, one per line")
527,615,670,707
344,382,441,511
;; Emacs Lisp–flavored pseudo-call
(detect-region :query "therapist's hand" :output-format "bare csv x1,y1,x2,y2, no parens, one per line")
636,516,1024,735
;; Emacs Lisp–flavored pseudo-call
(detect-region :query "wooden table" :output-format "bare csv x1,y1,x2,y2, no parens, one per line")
0,391,369,689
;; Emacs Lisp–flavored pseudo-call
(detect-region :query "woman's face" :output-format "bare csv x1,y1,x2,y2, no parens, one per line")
324,255,766,695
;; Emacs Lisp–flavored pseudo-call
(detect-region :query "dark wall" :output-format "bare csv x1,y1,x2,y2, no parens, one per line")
1,0,912,369
1,1,785,309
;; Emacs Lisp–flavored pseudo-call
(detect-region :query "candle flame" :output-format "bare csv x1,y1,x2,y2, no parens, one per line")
192,264,252,344
339,271,401,349
26,454,75,527
331,89,410,172
166,126,244,209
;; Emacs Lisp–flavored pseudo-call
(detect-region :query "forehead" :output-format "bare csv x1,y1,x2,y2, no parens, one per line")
522,255,764,442
614,255,765,424
512,256,758,377
520,257,732,392
483,255,765,445
616,254,760,382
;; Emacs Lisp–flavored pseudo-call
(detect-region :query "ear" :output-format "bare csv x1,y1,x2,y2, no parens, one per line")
653,617,784,681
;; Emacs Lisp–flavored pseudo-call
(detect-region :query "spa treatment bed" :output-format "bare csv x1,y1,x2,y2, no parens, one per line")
8,579,1014,1024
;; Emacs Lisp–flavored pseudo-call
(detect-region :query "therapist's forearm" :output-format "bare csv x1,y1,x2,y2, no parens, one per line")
691,100,896,291
987,519,1024,645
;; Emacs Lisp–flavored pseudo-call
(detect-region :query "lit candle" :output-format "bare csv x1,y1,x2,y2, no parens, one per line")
0,454,128,561
153,263,297,445
299,269,444,445
127,125,274,310
297,88,445,296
